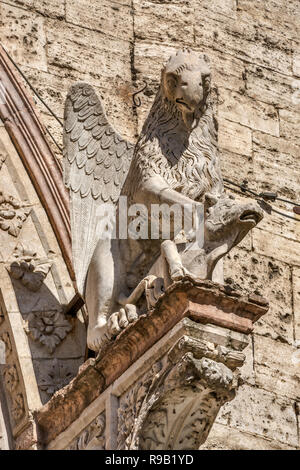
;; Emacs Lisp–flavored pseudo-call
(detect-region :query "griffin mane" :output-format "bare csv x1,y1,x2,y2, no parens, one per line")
124,83,223,203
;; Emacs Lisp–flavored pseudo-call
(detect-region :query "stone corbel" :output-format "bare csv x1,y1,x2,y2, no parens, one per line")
36,278,268,451
117,320,244,450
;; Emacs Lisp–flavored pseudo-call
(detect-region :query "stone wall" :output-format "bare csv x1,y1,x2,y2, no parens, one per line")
0,0,299,449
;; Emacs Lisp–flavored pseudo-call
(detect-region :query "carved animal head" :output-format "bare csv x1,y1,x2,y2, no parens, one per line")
204,193,263,248
162,49,211,122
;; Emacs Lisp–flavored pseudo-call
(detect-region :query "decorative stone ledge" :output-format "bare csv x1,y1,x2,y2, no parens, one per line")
34,278,268,449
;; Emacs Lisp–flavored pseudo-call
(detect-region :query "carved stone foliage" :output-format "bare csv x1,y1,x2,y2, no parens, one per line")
7,243,52,292
38,359,74,397
0,192,30,237
3,365,18,392
117,336,242,450
11,393,25,424
0,328,26,428
0,148,6,170
25,311,72,354
66,414,106,450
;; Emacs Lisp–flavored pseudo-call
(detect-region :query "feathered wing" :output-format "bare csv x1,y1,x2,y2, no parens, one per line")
63,82,134,295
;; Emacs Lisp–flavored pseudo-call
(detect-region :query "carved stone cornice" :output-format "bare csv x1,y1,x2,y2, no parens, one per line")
0,45,73,278
95,277,268,387
35,278,268,447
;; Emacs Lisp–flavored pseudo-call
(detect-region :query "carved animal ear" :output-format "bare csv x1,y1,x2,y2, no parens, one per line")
165,72,178,88
205,192,218,207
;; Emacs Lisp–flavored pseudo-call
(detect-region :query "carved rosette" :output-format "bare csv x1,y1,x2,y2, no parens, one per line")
38,359,74,396
66,414,106,450
118,336,243,450
0,192,30,237
7,243,51,291
25,311,72,354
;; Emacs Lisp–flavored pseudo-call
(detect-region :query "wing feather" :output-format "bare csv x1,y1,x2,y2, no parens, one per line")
63,82,134,294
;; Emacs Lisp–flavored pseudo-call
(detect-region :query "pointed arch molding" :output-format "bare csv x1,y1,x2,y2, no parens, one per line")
0,45,73,278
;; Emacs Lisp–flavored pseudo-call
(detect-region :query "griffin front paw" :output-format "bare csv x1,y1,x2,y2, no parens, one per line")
170,264,191,281
107,304,138,338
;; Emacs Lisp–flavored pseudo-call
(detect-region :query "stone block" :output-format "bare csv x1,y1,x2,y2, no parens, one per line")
196,0,237,19
254,334,300,400
66,0,133,42
279,108,300,144
201,422,297,449
217,384,298,447
45,19,131,86
224,247,294,344
253,228,300,267
194,14,292,75
252,131,300,208
293,53,300,77
2,0,65,18
219,152,254,203
133,0,194,46
293,267,300,344
218,88,279,136
210,52,246,93
245,64,294,108
0,3,47,72
218,120,252,156
237,0,299,42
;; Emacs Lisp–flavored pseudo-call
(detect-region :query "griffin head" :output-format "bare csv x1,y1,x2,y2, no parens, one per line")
162,49,211,125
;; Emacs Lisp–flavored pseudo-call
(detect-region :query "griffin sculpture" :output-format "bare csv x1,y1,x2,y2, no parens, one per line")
63,49,263,351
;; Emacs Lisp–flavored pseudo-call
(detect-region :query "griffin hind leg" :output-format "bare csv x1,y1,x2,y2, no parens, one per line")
85,239,116,351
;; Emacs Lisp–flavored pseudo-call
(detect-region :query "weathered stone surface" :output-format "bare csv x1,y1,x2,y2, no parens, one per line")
217,384,298,447
245,64,294,109
253,131,300,206
45,19,131,85
293,267,300,343
218,120,252,157
66,0,132,41
0,3,47,71
224,247,294,344
2,0,65,19
200,422,297,450
198,0,237,19
253,334,300,400
218,88,279,136
279,108,300,144
293,53,300,77
194,14,292,75
134,1,194,46
253,228,300,267
219,152,253,196
237,0,300,42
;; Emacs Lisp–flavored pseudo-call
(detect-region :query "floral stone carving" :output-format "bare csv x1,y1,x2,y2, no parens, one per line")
38,359,74,396
67,414,106,450
25,311,72,354
0,191,30,237
117,332,242,450
3,364,18,392
7,243,52,291
11,393,25,423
